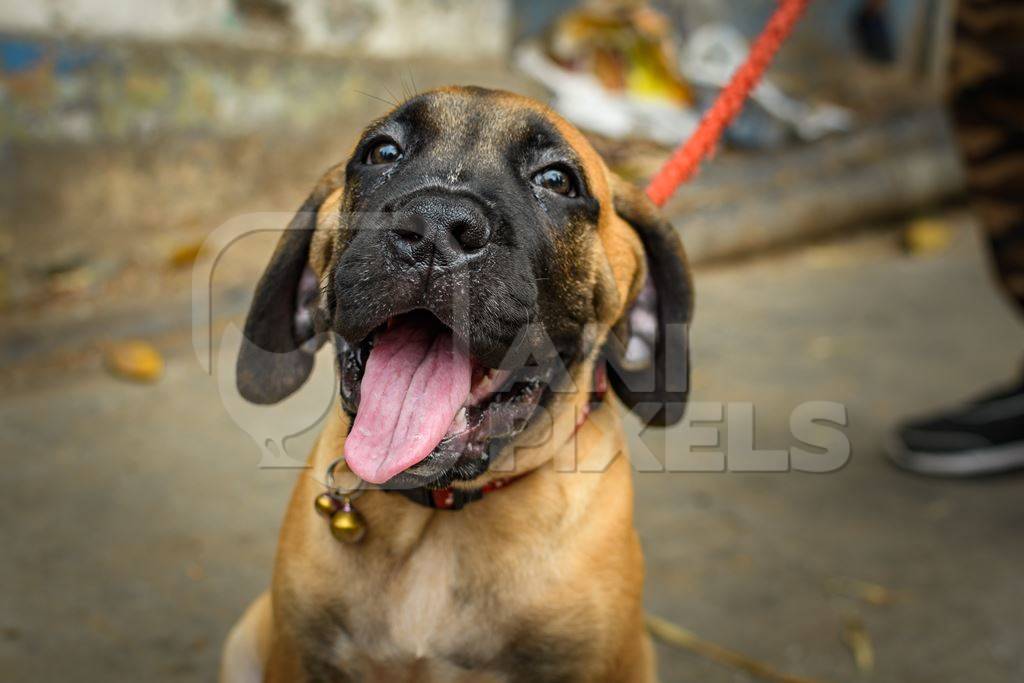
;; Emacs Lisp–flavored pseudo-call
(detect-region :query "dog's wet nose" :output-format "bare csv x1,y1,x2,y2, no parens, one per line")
390,195,491,266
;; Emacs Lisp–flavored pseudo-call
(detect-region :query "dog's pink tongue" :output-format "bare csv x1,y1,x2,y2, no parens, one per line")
343,318,471,484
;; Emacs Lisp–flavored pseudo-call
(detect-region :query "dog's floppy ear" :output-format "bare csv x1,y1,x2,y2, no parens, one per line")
236,165,344,404
603,174,693,426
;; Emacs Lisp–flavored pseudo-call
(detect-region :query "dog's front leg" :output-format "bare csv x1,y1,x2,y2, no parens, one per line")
220,591,273,683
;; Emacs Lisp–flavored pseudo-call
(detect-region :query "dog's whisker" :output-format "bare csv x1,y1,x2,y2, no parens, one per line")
383,84,402,107
355,89,399,108
401,66,413,96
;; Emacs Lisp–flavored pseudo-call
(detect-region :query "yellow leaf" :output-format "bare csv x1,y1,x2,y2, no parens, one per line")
903,218,952,256
168,241,205,269
104,341,164,383
841,616,875,674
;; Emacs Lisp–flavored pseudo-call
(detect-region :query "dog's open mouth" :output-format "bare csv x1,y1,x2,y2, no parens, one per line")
337,311,551,486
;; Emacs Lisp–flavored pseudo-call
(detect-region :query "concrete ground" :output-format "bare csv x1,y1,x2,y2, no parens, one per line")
2,212,1023,682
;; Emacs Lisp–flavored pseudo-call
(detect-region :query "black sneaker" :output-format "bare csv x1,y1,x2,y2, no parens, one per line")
887,381,1024,477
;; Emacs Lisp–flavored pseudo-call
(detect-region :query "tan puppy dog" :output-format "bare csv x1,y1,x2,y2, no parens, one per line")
221,87,692,683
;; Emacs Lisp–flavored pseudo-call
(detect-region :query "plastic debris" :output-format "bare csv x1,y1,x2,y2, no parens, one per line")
516,3,852,148
680,23,853,142
516,3,699,146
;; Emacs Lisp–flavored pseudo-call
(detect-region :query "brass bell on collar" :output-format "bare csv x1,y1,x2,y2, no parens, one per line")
320,457,368,544
314,493,340,517
329,499,367,544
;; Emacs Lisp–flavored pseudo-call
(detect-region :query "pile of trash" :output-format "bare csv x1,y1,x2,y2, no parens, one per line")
516,2,851,150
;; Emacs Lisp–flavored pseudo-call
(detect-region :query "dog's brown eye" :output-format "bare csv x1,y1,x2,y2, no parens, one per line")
533,167,576,197
367,141,402,165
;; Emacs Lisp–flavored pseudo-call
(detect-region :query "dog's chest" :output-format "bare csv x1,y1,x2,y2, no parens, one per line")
324,541,509,678
372,542,467,656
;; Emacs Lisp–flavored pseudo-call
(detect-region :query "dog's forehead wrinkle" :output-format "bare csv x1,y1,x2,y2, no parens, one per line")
374,90,579,183
412,92,529,161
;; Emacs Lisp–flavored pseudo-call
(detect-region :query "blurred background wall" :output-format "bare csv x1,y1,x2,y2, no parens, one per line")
0,0,957,369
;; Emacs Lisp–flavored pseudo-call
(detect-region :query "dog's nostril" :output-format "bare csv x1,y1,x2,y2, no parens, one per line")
392,214,426,243
394,227,422,243
387,198,491,262
450,219,490,252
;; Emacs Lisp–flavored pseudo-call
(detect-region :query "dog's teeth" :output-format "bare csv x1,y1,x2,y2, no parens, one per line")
443,407,470,439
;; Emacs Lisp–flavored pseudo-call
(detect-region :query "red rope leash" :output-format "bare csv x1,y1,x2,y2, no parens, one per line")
645,0,813,207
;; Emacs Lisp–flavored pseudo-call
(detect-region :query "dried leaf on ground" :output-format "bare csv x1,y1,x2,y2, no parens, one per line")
104,341,164,383
168,241,206,269
48,265,99,296
646,613,831,683
185,561,205,581
825,577,902,606
0,266,8,310
903,218,952,256
44,255,121,297
841,616,875,674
